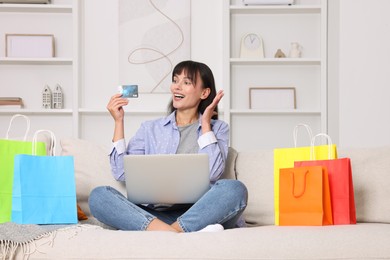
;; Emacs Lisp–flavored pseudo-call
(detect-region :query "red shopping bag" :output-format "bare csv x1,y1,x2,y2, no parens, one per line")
295,134,356,225
279,165,333,226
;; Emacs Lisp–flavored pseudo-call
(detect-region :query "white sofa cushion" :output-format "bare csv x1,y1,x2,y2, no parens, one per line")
339,146,390,224
60,138,126,216
235,149,274,226
15,223,390,259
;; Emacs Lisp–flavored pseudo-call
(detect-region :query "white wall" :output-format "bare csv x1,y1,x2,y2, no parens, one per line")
337,0,390,148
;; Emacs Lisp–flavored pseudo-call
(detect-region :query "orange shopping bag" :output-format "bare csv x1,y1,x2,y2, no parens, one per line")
279,165,333,226
274,124,337,225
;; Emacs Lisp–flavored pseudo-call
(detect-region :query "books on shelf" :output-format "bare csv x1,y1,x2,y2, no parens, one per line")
0,97,23,108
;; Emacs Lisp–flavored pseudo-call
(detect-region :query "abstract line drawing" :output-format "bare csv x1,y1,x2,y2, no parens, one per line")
119,0,191,93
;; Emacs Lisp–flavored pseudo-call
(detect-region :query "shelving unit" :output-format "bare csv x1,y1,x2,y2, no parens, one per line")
223,0,327,151
0,0,80,140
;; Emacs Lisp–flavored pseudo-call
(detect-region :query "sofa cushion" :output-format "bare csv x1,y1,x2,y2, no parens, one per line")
220,147,238,180
60,138,126,216
339,146,390,224
16,223,390,259
235,149,274,226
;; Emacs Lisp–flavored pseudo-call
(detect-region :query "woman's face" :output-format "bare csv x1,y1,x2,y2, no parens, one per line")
170,71,209,111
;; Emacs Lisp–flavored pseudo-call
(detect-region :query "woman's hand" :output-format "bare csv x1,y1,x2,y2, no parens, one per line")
107,94,129,123
107,94,129,141
202,90,224,134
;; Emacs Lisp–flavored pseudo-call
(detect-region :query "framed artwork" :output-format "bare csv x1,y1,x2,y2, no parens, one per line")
249,87,296,110
118,0,191,93
6,34,55,58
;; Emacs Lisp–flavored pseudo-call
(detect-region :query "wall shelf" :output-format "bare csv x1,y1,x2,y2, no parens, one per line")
0,109,73,115
0,4,72,13
230,5,321,14
0,57,73,65
230,58,321,65
230,109,321,115
224,0,328,151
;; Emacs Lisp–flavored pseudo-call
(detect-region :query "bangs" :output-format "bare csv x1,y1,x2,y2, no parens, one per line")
172,61,199,85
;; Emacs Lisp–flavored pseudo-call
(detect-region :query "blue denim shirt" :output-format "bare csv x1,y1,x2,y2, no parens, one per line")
109,111,229,183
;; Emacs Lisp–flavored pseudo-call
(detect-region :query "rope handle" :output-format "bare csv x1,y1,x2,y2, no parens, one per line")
293,124,313,148
310,133,333,160
5,114,30,141
32,130,56,156
291,170,309,198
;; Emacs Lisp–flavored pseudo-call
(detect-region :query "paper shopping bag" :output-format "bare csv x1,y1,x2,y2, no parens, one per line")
274,125,337,225
294,133,356,225
295,158,356,225
0,114,46,223
279,165,333,226
12,130,77,224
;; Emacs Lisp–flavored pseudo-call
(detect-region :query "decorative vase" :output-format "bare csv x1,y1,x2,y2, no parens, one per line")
289,42,302,58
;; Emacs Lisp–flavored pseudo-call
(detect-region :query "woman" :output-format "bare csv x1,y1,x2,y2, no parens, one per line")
89,60,248,232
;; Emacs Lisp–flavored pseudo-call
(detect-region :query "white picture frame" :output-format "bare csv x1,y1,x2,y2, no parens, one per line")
5,34,55,58
249,87,296,110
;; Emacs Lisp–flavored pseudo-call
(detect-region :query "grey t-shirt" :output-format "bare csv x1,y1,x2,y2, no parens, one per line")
176,121,199,154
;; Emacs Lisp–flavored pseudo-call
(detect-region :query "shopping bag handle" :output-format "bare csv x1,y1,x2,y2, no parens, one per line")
291,170,308,198
310,133,334,160
32,130,56,156
293,124,313,148
5,114,30,141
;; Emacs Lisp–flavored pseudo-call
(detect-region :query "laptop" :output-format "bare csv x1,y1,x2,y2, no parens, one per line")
123,153,210,204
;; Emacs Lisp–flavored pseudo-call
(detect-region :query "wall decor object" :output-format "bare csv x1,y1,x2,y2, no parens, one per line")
42,85,52,109
240,33,264,59
249,87,296,110
289,42,302,58
274,49,286,58
6,34,55,58
119,0,191,93
53,84,63,109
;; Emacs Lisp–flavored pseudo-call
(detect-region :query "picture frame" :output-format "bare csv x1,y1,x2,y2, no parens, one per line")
249,87,296,110
5,34,55,58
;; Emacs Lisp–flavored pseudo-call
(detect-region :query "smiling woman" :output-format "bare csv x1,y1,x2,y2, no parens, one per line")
168,60,219,121
88,60,248,233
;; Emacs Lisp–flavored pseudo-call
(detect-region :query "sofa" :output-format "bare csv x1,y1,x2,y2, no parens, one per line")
11,138,390,259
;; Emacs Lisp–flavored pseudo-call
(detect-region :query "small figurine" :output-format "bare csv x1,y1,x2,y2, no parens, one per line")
42,84,52,109
274,49,286,58
53,84,63,109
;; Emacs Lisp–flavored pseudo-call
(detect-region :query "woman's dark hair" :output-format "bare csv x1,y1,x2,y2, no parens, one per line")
167,60,218,119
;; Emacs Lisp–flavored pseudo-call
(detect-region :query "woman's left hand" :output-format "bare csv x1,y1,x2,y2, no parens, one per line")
202,90,224,133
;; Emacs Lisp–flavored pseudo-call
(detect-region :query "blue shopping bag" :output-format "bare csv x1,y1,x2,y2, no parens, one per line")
12,130,77,224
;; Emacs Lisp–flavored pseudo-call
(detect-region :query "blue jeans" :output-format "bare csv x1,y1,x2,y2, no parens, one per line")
88,179,248,232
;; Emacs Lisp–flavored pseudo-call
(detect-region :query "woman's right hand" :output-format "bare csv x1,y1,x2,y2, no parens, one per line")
107,94,129,122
